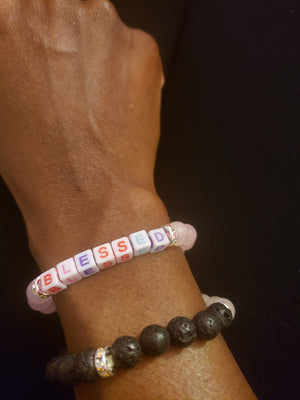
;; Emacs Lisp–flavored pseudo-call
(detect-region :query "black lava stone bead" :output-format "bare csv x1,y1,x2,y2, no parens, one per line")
75,349,99,383
207,303,233,330
112,336,142,369
192,310,220,340
46,354,78,386
167,316,197,348
140,324,170,356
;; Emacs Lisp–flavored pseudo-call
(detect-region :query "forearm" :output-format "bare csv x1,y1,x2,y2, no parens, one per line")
34,188,256,400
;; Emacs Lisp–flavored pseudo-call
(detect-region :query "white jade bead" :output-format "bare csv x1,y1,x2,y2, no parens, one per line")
217,298,236,319
201,294,210,305
205,296,221,306
206,295,236,319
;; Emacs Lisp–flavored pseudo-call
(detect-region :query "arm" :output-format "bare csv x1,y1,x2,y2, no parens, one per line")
0,1,256,399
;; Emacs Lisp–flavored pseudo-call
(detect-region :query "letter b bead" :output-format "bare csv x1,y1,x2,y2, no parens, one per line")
40,268,67,295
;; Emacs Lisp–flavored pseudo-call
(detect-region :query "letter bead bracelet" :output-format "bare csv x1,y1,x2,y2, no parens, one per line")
26,222,197,314
46,295,236,387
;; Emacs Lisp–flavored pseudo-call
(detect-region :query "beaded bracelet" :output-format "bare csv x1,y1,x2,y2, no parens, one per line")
26,221,197,314
46,295,235,387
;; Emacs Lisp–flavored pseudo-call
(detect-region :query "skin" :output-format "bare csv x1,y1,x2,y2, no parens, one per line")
0,1,257,399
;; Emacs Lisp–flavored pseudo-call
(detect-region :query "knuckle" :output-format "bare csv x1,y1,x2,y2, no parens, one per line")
98,1,118,19
80,0,119,23
132,29,161,61
130,29,164,86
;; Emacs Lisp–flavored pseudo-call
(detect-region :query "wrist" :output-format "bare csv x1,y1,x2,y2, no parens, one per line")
26,183,169,270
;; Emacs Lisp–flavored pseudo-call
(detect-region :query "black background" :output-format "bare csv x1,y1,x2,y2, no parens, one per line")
1,1,299,399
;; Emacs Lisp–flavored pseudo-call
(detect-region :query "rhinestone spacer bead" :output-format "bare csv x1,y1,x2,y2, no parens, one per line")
33,277,51,298
163,224,178,246
94,347,115,378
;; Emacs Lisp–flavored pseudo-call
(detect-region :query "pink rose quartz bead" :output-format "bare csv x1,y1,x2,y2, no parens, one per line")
39,299,56,314
170,221,197,251
26,281,56,313
181,224,197,251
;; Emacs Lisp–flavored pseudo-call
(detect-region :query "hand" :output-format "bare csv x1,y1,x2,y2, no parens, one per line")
0,0,164,265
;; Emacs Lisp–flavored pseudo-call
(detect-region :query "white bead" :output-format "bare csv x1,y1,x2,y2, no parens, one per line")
129,230,151,257
201,293,210,305
148,228,169,253
40,268,67,295
93,243,116,269
74,249,99,278
206,295,236,319
205,296,221,306
57,257,82,285
111,237,133,263
217,297,236,319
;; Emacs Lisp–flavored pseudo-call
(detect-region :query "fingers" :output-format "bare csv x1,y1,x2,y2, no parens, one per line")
77,0,125,32
0,0,164,88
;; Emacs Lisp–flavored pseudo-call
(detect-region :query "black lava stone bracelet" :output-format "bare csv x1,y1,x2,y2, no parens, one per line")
46,300,234,387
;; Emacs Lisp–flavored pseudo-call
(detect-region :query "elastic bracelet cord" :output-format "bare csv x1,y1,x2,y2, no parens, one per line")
46,295,235,387
26,221,197,314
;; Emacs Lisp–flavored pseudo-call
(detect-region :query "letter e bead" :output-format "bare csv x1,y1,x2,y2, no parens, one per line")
129,230,151,256
74,249,99,278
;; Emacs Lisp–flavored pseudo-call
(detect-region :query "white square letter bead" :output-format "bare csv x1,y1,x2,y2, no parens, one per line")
57,257,82,286
111,237,133,263
129,230,151,257
74,249,99,278
40,267,67,295
148,228,170,253
93,243,116,269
